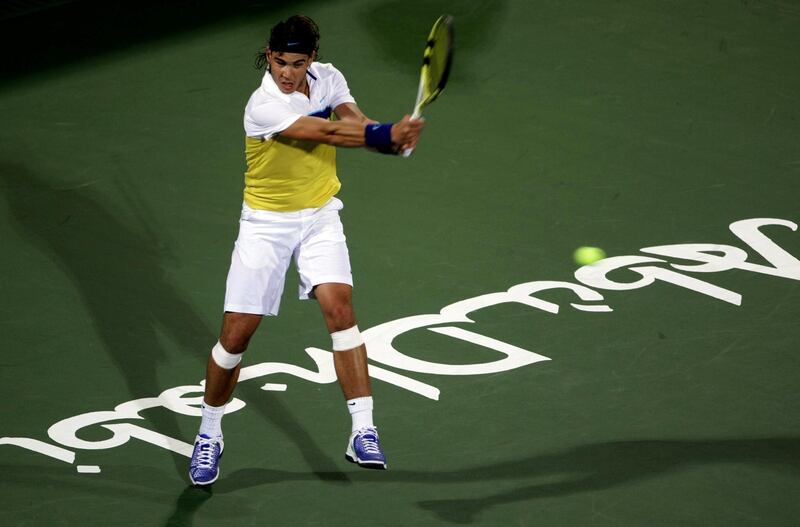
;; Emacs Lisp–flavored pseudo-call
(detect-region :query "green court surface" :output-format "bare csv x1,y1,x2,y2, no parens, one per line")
1,0,799,525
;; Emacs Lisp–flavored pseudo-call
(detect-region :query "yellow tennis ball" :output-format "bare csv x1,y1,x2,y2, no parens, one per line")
573,246,606,265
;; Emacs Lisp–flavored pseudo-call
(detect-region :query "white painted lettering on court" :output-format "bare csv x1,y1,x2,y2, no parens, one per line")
2,218,798,466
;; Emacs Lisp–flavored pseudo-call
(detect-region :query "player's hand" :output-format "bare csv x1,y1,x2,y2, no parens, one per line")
391,115,425,151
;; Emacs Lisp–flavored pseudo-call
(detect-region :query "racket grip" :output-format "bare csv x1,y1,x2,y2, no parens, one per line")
402,108,422,157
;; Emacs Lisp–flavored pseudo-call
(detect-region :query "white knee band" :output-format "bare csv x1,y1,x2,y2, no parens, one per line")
211,341,242,369
331,325,363,352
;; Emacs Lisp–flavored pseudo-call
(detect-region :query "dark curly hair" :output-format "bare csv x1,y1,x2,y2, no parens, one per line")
254,15,320,70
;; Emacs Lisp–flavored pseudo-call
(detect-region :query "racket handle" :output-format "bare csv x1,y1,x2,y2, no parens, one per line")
402,107,422,157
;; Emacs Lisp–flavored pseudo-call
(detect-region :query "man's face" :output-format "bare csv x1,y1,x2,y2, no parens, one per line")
267,50,314,94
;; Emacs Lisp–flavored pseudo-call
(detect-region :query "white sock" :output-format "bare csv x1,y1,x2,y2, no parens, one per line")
347,396,374,432
199,402,226,438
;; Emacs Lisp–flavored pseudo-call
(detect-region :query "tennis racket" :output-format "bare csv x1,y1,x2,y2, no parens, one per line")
403,14,454,157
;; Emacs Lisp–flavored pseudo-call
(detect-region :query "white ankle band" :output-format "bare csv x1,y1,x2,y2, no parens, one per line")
211,341,242,369
331,325,363,351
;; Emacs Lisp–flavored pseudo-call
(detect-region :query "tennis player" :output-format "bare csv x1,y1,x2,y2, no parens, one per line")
188,15,424,485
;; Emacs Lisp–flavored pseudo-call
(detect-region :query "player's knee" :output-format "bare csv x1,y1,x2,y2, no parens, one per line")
324,304,356,332
331,324,363,352
211,340,244,369
219,312,261,354
219,335,251,355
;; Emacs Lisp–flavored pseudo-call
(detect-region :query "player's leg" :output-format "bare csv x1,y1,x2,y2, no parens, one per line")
203,312,263,406
190,312,262,486
190,204,295,485
314,283,387,470
313,282,371,398
295,197,387,469
198,311,262,446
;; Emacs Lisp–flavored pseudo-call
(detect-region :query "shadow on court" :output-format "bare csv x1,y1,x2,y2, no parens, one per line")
238,384,352,484
0,463,229,525
360,0,508,76
415,437,800,523
200,436,799,523
0,161,214,478
0,0,292,87
163,485,214,527
160,386,351,526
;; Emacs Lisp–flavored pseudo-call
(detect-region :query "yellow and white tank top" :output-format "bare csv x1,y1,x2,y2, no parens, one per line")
242,62,356,212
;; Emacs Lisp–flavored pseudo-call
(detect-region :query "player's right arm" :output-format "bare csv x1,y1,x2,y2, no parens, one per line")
279,116,368,147
279,114,424,151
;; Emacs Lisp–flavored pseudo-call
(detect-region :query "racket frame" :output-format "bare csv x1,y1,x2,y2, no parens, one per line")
403,14,453,157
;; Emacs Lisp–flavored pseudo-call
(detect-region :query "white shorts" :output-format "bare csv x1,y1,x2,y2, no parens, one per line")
223,197,353,316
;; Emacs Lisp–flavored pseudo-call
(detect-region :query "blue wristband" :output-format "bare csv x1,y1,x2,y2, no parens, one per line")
365,123,394,148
